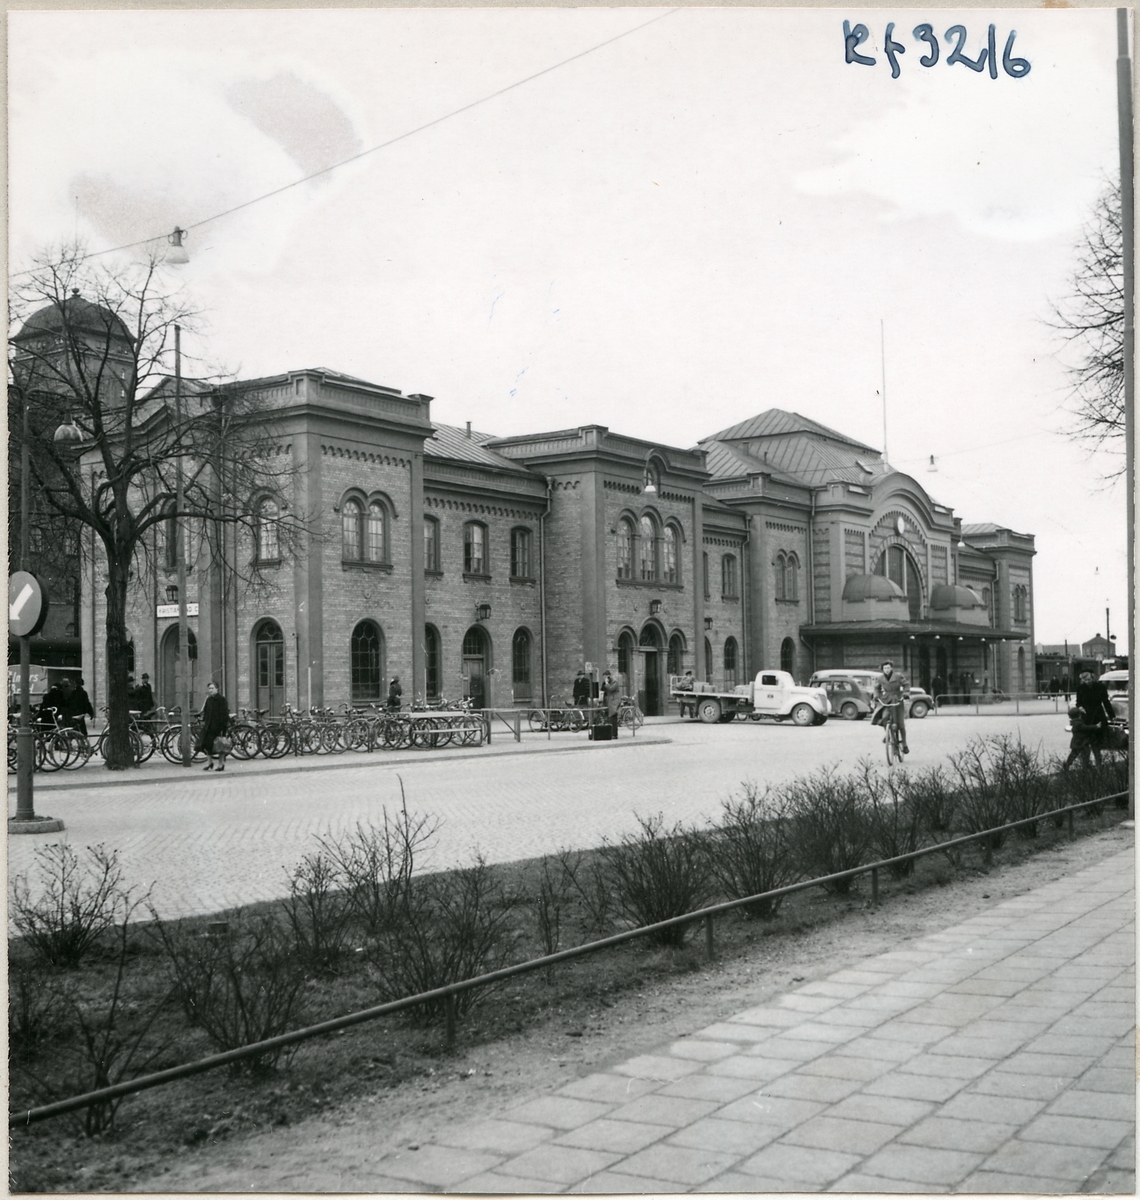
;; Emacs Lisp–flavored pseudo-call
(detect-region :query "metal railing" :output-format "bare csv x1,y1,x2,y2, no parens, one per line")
935,691,1077,715
8,788,1128,1129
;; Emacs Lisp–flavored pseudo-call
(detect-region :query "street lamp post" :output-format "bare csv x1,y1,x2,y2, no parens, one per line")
174,325,191,766
14,400,36,820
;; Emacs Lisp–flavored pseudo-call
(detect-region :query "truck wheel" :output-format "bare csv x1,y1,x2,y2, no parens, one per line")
910,700,930,720
718,712,735,723
697,698,721,724
840,701,860,721
791,703,815,727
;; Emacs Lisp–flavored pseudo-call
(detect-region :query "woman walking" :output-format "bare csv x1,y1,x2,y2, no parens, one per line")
198,680,232,771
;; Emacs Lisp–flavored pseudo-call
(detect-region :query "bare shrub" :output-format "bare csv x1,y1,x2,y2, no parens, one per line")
318,784,439,936
785,769,868,893
948,738,1016,853
8,953,69,1060
1054,755,1129,817
987,735,1051,837
557,848,613,934
861,763,922,877
281,850,354,974
530,853,579,979
599,814,714,947
10,844,137,968
710,782,800,918
152,912,308,1074
904,765,958,838
58,914,173,1135
369,856,517,1023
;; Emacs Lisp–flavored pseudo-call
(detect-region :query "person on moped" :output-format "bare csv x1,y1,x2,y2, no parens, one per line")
872,660,910,755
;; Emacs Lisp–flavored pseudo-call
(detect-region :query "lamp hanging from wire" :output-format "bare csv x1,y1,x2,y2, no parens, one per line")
166,228,190,265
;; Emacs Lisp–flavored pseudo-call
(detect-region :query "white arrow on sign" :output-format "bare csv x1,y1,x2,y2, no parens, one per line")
9,583,34,623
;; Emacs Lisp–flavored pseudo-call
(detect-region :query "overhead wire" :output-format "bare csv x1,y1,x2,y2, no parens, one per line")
10,8,679,278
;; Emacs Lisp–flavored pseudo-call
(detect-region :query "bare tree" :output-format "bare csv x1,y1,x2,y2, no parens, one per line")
9,245,308,768
1053,179,1125,472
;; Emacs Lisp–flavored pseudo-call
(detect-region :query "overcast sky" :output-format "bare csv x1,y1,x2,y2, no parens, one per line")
8,7,1129,650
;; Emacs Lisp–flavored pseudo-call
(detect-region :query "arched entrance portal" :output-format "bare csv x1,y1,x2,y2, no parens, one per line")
462,626,490,709
639,624,663,716
254,620,285,716
160,625,199,712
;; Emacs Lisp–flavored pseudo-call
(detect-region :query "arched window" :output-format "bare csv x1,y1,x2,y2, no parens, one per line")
350,621,384,702
366,502,387,563
1013,585,1028,622
639,515,656,582
617,519,634,580
125,639,136,675
703,551,710,599
510,528,533,579
704,637,714,684
424,624,441,700
256,497,280,563
722,554,738,599
662,525,678,585
1017,646,1027,691
424,516,440,573
512,628,532,701
875,545,923,621
786,554,799,602
724,637,738,690
342,498,363,561
667,633,684,677
464,522,487,575
775,553,786,600
983,586,993,625
781,637,796,677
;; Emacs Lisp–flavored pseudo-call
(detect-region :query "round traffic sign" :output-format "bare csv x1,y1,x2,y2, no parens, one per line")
8,571,48,638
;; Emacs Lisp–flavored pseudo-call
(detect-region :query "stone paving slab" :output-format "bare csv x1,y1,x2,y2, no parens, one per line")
405,843,1135,1193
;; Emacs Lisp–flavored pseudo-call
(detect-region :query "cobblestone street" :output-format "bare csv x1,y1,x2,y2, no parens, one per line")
11,713,1072,920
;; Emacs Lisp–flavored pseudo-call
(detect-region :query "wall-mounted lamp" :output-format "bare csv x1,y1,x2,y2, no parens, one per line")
475,603,492,622
957,538,967,550
704,616,713,631
166,584,179,603
933,634,940,640
649,599,662,615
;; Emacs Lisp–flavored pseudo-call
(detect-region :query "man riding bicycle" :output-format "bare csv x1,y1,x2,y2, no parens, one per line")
872,660,910,755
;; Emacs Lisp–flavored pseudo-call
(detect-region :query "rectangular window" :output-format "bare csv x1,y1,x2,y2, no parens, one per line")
510,528,532,578
424,518,439,572
703,551,710,599
722,554,738,599
464,523,486,574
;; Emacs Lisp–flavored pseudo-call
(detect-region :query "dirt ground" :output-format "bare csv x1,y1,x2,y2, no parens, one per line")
100,821,1135,1195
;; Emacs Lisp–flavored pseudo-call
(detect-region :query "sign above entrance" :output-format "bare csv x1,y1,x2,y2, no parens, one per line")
156,603,199,618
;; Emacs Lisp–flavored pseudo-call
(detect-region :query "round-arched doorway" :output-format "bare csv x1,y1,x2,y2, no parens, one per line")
160,625,198,712
253,620,285,716
462,625,490,708
639,623,663,715
780,637,796,680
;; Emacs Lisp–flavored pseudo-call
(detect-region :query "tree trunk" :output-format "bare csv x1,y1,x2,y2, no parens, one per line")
103,555,135,770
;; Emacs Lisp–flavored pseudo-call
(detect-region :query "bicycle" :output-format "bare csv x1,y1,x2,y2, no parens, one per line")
877,700,905,767
617,697,644,730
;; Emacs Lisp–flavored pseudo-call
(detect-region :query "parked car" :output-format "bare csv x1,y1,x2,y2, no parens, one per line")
808,670,933,720
1100,670,1129,721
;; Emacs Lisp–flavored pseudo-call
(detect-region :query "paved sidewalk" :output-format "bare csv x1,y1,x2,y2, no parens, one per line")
374,845,1135,1194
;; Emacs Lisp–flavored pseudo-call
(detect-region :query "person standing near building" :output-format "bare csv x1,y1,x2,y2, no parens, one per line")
135,673,155,715
198,680,232,772
572,669,591,709
601,670,622,738
68,677,95,738
387,675,403,712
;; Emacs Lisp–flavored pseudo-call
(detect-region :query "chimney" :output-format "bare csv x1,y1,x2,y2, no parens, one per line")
466,421,472,439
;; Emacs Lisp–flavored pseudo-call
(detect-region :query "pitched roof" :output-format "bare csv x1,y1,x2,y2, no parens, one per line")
708,409,878,451
699,409,889,488
425,423,536,474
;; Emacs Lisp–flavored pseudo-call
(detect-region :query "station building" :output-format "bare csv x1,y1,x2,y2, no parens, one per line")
80,368,1037,716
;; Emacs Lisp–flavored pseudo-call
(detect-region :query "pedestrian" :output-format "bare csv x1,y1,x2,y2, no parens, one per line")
387,674,403,712
1075,668,1114,758
1063,705,1103,771
197,680,232,772
601,669,622,738
572,669,591,708
1062,674,1071,703
38,678,71,728
676,669,696,719
1049,675,1060,696
67,676,95,738
931,674,945,705
135,672,156,715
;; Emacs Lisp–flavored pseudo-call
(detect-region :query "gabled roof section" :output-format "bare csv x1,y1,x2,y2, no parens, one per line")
425,423,537,475
700,409,889,488
708,409,878,452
